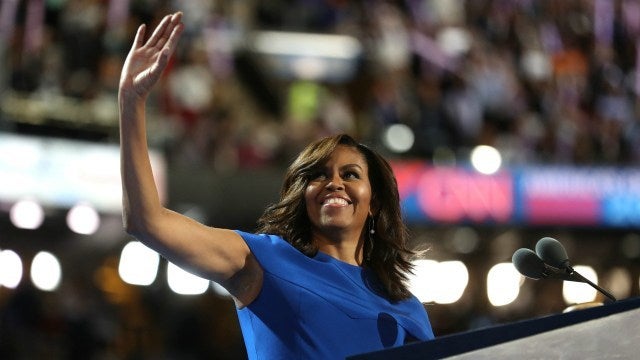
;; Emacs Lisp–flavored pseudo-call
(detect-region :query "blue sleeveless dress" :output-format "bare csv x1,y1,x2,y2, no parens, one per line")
234,231,434,360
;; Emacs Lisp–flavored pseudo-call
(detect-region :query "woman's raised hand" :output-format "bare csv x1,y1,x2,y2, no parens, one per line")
119,12,184,99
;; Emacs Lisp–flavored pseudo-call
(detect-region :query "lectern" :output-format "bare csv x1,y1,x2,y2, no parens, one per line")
349,297,640,359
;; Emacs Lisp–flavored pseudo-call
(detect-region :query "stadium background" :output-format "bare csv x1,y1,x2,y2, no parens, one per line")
1,1,640,358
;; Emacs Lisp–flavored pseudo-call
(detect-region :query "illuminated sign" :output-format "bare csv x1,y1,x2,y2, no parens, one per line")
0,133,166,213
417,168,513,223
392,162,640,228
393,162,513,224
518,167,640,227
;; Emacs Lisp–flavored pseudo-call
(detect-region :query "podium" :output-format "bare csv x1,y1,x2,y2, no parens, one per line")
349,297,640,359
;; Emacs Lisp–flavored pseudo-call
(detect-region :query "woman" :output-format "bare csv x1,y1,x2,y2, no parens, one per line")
119,12,434,359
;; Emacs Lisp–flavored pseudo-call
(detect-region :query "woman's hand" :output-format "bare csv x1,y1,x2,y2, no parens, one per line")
119,12,184,99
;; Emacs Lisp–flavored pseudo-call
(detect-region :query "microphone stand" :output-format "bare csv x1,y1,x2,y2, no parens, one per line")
564,267,617,303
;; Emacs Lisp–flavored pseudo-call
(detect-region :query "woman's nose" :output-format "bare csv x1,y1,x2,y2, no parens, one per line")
325,174,344,190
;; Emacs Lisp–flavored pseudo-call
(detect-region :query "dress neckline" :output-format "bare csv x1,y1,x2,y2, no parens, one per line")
313,250,362,270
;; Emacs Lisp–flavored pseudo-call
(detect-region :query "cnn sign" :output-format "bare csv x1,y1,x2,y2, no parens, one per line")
393,163,514,224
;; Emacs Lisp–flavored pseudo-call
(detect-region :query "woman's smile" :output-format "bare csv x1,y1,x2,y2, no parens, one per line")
322,196,351,207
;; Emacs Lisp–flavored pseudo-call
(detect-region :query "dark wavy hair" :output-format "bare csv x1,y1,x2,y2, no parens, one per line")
257,134,415,301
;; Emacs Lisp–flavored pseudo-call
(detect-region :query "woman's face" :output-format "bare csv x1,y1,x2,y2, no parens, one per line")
304,145,373,240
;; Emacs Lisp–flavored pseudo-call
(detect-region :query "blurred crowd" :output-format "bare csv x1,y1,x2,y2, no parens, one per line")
2,1,640,358
3,0,640,170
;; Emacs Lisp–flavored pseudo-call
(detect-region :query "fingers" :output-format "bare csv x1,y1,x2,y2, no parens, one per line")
163,17,184,55
146,14,171,48
162,12,183,50
132,24,146,50
146,12,182,50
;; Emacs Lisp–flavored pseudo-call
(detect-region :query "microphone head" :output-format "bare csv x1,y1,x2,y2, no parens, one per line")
535,237,569,268
512,248,546,280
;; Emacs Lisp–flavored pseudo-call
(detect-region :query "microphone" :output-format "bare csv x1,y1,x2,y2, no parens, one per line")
535,237,570,269
512,248,578,282
534,237,616,302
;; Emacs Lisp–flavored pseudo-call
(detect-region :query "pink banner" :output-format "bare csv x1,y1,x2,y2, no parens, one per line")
525,196,600,226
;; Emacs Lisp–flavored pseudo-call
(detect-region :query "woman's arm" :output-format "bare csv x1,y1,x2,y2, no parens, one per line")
118,12,261,307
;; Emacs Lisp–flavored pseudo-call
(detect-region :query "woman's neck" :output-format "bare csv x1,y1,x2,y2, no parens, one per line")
313,231,364,266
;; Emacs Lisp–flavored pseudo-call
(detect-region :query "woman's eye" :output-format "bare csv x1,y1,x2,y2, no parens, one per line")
311,171,326,180
344,171,359,179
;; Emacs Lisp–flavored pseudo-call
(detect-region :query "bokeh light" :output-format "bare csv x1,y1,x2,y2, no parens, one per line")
470,145,502,175
487,263,521,307
118,241,160,286
66,202,100,235
167,262,209,295
409,260,469,304
0,250,23,288
30,251,62,291
10,199,44,230
383,124,415,153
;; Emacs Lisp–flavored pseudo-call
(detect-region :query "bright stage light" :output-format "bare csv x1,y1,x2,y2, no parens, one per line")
433,261,469,304
409,260,469,304
470,145,502,175
118,241,159,286
67,203,100,235
408,259,439,303
31,251,62,291
0,250,23,288
167,262,209,295
487,263,521,306
10,199,44,230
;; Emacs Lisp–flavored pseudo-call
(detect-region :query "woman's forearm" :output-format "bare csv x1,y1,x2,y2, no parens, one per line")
119,92,163,237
